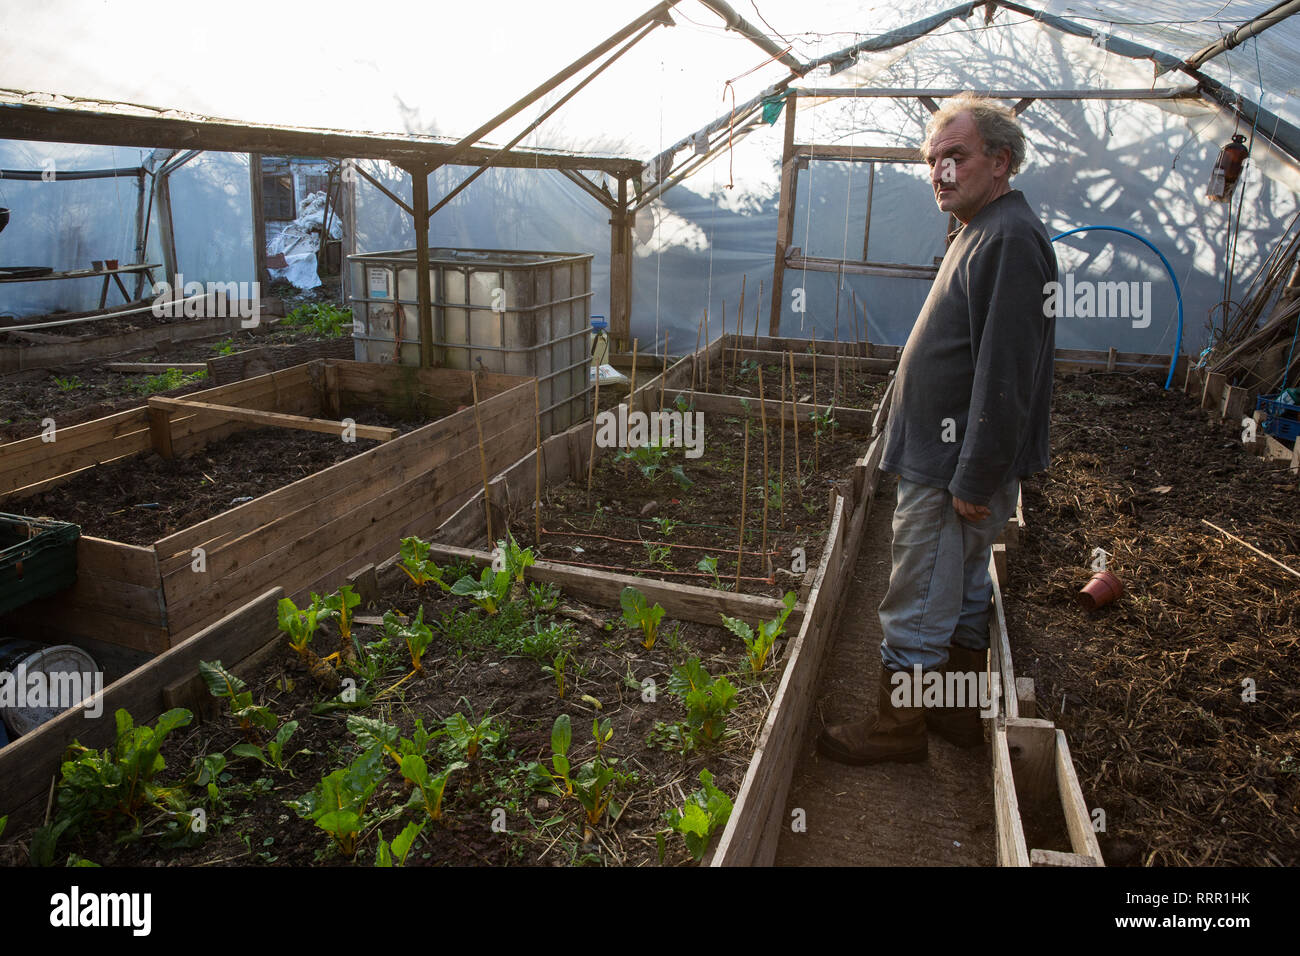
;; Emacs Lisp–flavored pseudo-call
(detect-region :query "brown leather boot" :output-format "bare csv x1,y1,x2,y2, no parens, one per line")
816,673,927,765
924,644,988,748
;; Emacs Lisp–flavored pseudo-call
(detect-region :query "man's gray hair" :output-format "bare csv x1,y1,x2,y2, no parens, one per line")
923,93,1027,176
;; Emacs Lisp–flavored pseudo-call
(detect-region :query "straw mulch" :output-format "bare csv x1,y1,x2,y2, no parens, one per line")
1007,369,1300,866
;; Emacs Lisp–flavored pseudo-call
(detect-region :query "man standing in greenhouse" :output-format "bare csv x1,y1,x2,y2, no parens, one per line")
818,94,1057,765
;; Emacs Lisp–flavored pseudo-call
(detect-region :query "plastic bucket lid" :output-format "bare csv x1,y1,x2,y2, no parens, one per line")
0,640,100,739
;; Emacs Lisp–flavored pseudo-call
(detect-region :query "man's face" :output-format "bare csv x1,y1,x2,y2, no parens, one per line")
924,112,1011,224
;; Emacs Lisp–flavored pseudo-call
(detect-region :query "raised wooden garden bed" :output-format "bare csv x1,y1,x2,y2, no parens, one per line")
0,359,533,660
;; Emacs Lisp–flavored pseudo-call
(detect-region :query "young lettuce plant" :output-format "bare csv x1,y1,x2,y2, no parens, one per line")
719,591,797,675
198,660,278,738
620,586,665,650
663,768,733,861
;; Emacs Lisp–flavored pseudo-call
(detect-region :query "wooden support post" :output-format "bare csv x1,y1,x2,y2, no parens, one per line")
609,176,633,349
1006,716,1057,807
736,417,749,593
248,153,270,292
992,542,1008,584
147,406,174,459
1106,346,1117,372
409,162,435,368
769,91,797,338
155,167,179,290
1201,371,1226,414
1015,676,1036,718
1222,384,1249,423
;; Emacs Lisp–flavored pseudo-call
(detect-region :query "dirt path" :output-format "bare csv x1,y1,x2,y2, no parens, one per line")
774,473,996,866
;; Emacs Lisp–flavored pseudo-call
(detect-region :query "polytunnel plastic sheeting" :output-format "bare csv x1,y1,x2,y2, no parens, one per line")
160,152,256,292
0,142,149,317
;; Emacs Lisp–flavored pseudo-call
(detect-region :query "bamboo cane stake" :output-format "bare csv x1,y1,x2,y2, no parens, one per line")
812,328,820,472
624,338,638,477
778,357,786,529
753,278,763,347
757,366,770,568
736,416,749,593
690,313,703,396
735,274,747,386
586,369,602,508
703,306,711,390
534,377,542,549
832,269,842,406
1201,519,1300,580
789,349,801,496
719,300,727,386
471,373,493,544
659,331,668,415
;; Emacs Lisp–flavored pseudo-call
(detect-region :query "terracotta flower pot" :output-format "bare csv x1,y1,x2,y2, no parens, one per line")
104,258,119,270
91,260,105,272
1076,570,1123,610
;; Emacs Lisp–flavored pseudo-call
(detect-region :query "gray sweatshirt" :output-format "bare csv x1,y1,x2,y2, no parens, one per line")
880,189,1056,507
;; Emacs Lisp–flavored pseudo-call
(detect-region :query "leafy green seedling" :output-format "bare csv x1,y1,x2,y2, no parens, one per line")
641,540,673,570
401,755,466,822
572,760,635,827
696,555,724,589
667,658,738,745
450,566,511,615
527,713,574,796
290,744,386,858
321,586,361,642
541,649,569,699
276,596,338,687
399,536,451,591
719,591,797,674
382,606,433,674
810,405,838,438
592,717,613,757
664,768,733,861
441,711,503,763
232,721,307,773
620,586,665,650
651,517,678,536
527,581,560,612
375,820,425,867
199,660,278,736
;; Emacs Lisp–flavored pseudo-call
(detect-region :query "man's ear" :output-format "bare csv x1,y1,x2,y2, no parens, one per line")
993,146,1012,179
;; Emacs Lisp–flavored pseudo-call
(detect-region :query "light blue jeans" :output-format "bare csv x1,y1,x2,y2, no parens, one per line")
878,476,1021,672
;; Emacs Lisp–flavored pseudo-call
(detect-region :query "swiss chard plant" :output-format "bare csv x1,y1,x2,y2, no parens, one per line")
50,708,194,844
321,585,362,643
542,649,569,699
440,709,503,763
719,591,797,675
810,405,838,438
374,820,425,867
276,595,338,687
696,555,727,590
399,536,451,591
290,744,387,858
450,566,511,615
401,755,466,822
232,721,307,774
526,713,574,797
663,768,733,861
496,533,536,592
620,586,665,650
198,660,278,737
572,758,636,827
527,581,560,612
382,607,434,674
667,658,738,745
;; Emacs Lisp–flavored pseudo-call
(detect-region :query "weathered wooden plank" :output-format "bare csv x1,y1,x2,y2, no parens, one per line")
1056,729,1105,863
1015,676,1037,718
148,395,399,442
685,391,875,431
993,724,1032,866
105,362,207,373
424,542,803,632
0,406,151,479
987,549,1017,720
713,491,851,866
1030,848,1099,867
0,588,282,829
1006,716,1057,807
730,349,895,374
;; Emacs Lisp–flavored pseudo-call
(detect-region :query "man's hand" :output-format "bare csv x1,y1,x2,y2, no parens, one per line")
952,495,991,522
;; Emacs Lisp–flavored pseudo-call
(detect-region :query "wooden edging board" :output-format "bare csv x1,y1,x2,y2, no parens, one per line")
0,587,284,832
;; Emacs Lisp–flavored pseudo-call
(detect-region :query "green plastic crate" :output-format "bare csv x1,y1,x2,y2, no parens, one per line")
0,514,81,617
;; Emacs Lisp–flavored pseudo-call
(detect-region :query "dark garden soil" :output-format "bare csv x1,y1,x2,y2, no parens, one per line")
700,360,885,410
20,410,422,545
6,555,789,867
0,323,352,443
512,408,875,602
1005,368,1300,866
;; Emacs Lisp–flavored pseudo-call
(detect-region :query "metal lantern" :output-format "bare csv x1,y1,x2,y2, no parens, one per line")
1206,133,1250,202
